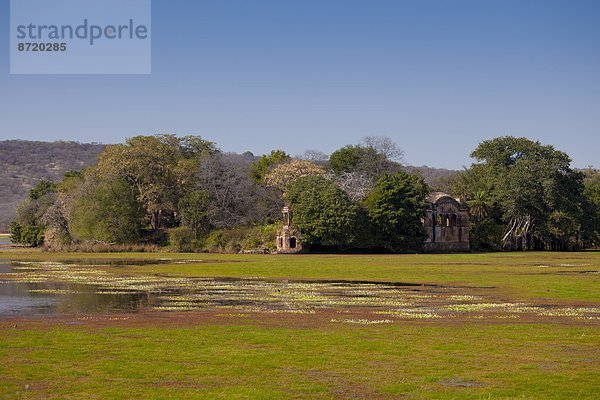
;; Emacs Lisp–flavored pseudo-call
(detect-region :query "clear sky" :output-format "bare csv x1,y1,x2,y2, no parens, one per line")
1,0,599,169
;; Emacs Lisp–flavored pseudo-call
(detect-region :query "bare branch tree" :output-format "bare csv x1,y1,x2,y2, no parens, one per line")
299,149,329,163
361,136,404,162
328,171,375,202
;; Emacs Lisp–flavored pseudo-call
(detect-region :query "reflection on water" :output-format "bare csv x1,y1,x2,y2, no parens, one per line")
1,259,599,321
0,260,152,316
0,259,449,317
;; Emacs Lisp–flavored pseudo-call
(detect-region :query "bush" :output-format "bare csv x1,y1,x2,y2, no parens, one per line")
168,227,196,252
204,231,227,253
470,220,504,250
243,224,279,252
203,224,279,253
43,226,72,251
45,243,161,253
10,222,44,247
9,222,22,244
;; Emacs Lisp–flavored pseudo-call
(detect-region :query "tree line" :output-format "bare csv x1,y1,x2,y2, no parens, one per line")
9,134,600,252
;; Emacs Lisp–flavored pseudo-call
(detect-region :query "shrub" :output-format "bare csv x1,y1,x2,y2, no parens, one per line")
168,226,196,252
203,224,279,253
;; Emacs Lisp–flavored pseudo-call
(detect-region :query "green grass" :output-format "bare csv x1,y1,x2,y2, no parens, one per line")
0,250,599,399
1,321,598,399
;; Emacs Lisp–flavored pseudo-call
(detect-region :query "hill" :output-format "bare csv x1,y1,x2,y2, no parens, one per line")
0,140,105,231
402,165,459,194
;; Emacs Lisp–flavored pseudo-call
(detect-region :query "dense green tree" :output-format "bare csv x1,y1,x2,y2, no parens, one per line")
583,169,600,208
9,222,21,244
178,190,211,238
328,137,404,202
581,169,600,247
167,226,196,251
450,167,504,250
364,172,428,251
468,136,587,250
328,145,367,174
286,176,358,248
69,174,145,243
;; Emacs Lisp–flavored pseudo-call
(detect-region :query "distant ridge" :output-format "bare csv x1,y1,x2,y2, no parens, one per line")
0,140,106,231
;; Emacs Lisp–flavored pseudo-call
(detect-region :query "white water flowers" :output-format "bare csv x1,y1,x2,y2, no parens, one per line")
2,260,599,322
330,318,394,325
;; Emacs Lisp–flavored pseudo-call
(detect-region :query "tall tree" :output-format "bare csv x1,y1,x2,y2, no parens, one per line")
95,135,217,230
469,136,586,250
364,171,428,252
286,176,359,249
581,169,600,247
68,172,145,244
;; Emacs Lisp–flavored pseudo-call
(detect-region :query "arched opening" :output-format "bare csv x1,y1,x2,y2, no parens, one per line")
451,214,457,226
445,215,451,227
437,214,443,225
289,237,297,249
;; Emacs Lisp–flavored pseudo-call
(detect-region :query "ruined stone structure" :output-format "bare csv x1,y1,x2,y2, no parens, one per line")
276,206,303,253
423,192,470,252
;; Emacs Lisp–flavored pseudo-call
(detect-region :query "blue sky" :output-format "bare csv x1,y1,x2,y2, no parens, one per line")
1,0,599,169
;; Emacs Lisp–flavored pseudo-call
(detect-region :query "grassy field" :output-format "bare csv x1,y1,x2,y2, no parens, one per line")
0,250,599,399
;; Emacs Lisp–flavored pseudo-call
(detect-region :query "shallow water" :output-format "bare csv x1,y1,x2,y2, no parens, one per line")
0,259,450,317
0,260,413,316
0,260,151,316
1,259,599,321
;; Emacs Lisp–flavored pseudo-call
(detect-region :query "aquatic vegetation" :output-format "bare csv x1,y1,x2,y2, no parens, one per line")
330,318,394,325
1,259,599,322
27,289,77,295
447,295,483,301
446,302,526,312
